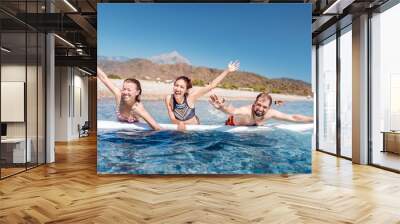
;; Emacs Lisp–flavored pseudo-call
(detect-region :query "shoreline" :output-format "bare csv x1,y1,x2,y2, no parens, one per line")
98,79,313,102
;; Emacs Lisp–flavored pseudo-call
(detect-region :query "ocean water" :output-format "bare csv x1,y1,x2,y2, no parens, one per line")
97,98,313,174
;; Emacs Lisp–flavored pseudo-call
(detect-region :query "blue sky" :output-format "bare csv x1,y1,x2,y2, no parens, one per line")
98,4,311,82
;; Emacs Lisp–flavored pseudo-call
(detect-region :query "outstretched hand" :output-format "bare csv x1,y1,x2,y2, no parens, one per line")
209,94,226,109
96,66,120,99
227,60,240,72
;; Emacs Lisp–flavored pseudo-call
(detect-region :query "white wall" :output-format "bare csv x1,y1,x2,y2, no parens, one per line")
1,65,26,128
1,63,46,164
55,67,89,141
1,65,39,138
55,67,70,141
71,72,89,138
1,64,26,81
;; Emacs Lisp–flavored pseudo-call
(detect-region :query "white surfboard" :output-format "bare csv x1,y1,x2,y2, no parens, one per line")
98,120,313,133
274,123,314,132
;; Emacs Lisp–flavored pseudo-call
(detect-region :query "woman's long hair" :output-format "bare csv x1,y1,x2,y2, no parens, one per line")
123,78,142,102
174,76,192,96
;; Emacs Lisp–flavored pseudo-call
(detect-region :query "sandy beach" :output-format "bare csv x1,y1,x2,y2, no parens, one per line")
98,79,313,102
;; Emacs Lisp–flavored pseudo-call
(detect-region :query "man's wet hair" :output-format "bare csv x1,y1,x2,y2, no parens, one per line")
255,92,272,107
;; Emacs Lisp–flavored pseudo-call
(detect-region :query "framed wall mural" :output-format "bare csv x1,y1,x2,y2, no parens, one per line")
97,3,313,174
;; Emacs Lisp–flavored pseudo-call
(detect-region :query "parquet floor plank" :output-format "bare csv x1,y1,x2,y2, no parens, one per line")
0,135,399,223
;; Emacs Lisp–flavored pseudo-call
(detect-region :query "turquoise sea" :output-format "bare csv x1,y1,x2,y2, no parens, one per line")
97,98,313,174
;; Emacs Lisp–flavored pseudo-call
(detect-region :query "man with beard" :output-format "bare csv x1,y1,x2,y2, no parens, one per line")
209,92,313,126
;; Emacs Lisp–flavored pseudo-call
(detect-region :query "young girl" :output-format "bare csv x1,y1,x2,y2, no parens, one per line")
165,61,240,131
97,67,161,130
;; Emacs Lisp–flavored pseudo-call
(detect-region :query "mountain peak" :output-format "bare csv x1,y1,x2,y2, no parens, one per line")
149,51,191,65
98,55,130,62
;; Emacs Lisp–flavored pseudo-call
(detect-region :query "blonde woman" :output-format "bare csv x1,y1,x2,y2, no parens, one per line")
97,67,161,130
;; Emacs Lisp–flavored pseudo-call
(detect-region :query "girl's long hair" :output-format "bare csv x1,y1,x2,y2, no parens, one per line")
123,78,142,102
174,76,192,96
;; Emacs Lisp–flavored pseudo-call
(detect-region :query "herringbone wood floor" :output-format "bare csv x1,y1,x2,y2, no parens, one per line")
1,135,400,224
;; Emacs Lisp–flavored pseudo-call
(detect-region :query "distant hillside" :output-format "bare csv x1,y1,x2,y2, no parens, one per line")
149,51,191,65
98,56,130,62
98,58,312,96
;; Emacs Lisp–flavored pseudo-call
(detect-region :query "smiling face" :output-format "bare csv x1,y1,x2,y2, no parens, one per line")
173,78,189,97
252,96,271,118
121,81,140,103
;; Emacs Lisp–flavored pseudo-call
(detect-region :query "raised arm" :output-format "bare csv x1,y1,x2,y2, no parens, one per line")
271,109,314,123
133,103,161,131
189,60,240,101
97,67,120,101
209,94,240,115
